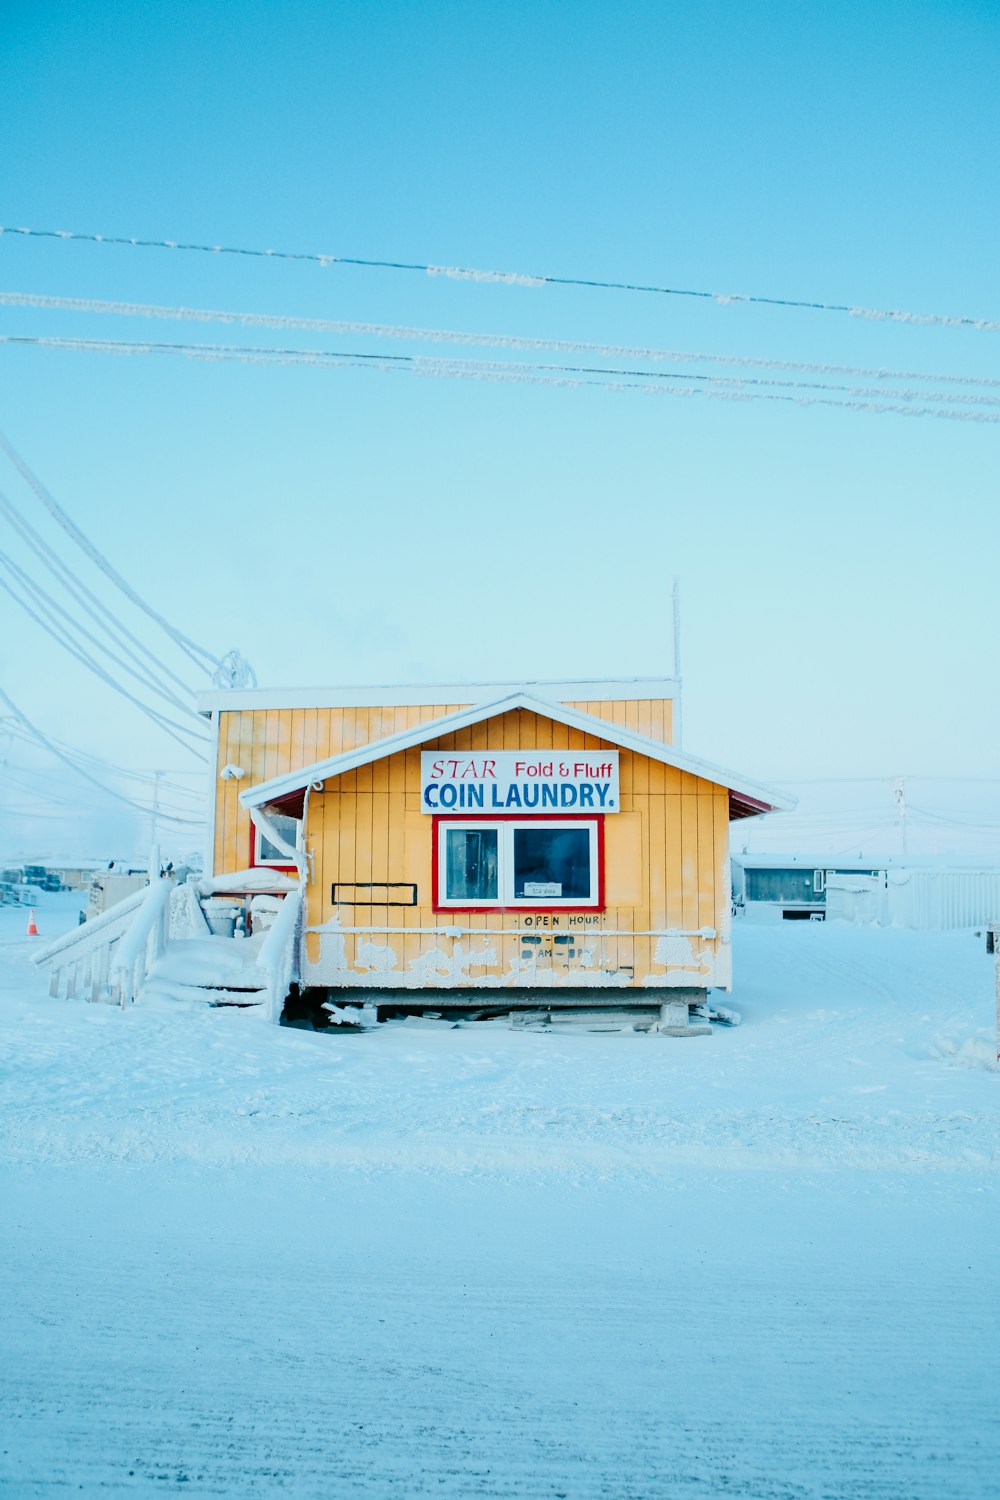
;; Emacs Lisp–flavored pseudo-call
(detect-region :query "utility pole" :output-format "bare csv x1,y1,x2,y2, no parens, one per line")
893,775,908,857
671,576,683,749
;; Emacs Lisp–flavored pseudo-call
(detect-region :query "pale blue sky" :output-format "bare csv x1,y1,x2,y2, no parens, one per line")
1,0,998,855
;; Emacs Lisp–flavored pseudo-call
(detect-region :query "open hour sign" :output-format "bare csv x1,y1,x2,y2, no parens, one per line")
420,750,620,813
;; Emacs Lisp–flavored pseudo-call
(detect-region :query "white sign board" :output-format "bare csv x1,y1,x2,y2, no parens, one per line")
420,750,620,814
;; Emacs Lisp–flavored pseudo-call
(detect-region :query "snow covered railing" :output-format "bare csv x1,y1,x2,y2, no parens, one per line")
169,879,211,939
255,886,302,1022
109,876,175,1008
32,886,148,1004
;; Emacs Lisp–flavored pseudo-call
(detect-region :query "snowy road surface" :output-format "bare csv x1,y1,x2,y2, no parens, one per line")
1,896,998,1497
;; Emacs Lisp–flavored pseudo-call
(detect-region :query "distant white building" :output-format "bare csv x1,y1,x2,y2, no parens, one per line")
826,865,1000,931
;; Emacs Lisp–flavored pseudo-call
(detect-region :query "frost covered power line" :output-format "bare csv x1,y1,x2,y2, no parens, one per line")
0,554,208,755
4,223,1000,332
0,430,222,676
0,761,203,823
3,289,999,391
5,334,1000,424
0,436,255,747
0,683,207,823
1,720,208,807
0,485,203,703
14,737,206,799
0,538,205,725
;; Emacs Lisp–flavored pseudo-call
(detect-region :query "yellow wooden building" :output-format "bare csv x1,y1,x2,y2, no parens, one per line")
198,678,790,1012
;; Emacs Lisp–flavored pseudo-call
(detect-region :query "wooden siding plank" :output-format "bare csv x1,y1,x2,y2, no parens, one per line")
696,789,716,933
713,787,731,944
338,793,358,897
302,709,319,785
680,794,699,932
263,710,279,785
353,750,373,798
237,710,260,869
369,788,394,950
619,749,633,800
327,709,340,763
663,699,673,744
387,732,407,797
630,741,649,797
308,793,327,949
549,716,569,754
664,794,683,930
403,747,421,796
217,711,243,873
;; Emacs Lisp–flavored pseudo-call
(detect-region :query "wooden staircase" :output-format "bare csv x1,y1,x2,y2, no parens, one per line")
33,876,303,1021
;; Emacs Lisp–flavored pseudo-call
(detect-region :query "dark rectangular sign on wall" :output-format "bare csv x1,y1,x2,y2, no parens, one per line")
331,883,418,906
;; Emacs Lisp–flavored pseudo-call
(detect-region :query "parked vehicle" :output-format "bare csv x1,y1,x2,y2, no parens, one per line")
2,864,63,892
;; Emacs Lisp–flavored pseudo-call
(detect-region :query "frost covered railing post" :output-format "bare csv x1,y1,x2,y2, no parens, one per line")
254,886,302,1023
108,875,175,1008
32,887,148,1002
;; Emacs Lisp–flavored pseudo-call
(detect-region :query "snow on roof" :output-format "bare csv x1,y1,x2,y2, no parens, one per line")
197,676,680,714
238,691,794,819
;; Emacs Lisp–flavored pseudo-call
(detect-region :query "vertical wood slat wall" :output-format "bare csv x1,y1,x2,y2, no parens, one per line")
212,697,720,988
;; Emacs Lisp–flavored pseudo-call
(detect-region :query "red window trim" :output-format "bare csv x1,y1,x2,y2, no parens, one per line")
432,813,605,914
249,823,297,875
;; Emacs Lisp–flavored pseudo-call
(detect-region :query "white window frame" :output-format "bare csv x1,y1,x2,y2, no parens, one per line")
436,819,600,909
253,813,302,868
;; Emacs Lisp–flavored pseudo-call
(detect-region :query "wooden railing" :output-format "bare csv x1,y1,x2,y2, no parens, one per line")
34,877,300,1019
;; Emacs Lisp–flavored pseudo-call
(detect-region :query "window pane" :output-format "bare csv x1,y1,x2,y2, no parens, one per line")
445,828,499,901
258,814,300,862
513,827,591,900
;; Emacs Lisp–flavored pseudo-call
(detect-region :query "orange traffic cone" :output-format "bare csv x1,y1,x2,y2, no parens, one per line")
26,907,39,937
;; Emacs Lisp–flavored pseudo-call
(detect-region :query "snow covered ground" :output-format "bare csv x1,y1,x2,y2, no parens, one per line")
2,894,998,1497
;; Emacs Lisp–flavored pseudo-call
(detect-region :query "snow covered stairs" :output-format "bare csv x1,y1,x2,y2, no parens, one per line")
33,875,303,1020
143,936,269,1009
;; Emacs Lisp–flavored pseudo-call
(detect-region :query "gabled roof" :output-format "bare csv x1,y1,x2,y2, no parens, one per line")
239,691,794,820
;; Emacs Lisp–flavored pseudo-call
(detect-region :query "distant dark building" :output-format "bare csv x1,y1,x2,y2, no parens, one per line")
731,854,886,920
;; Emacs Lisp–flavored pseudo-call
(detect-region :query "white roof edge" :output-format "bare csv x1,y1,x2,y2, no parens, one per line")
731,852,893,868
239,691,795,815
732,851,1000,870
197,676,680,714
